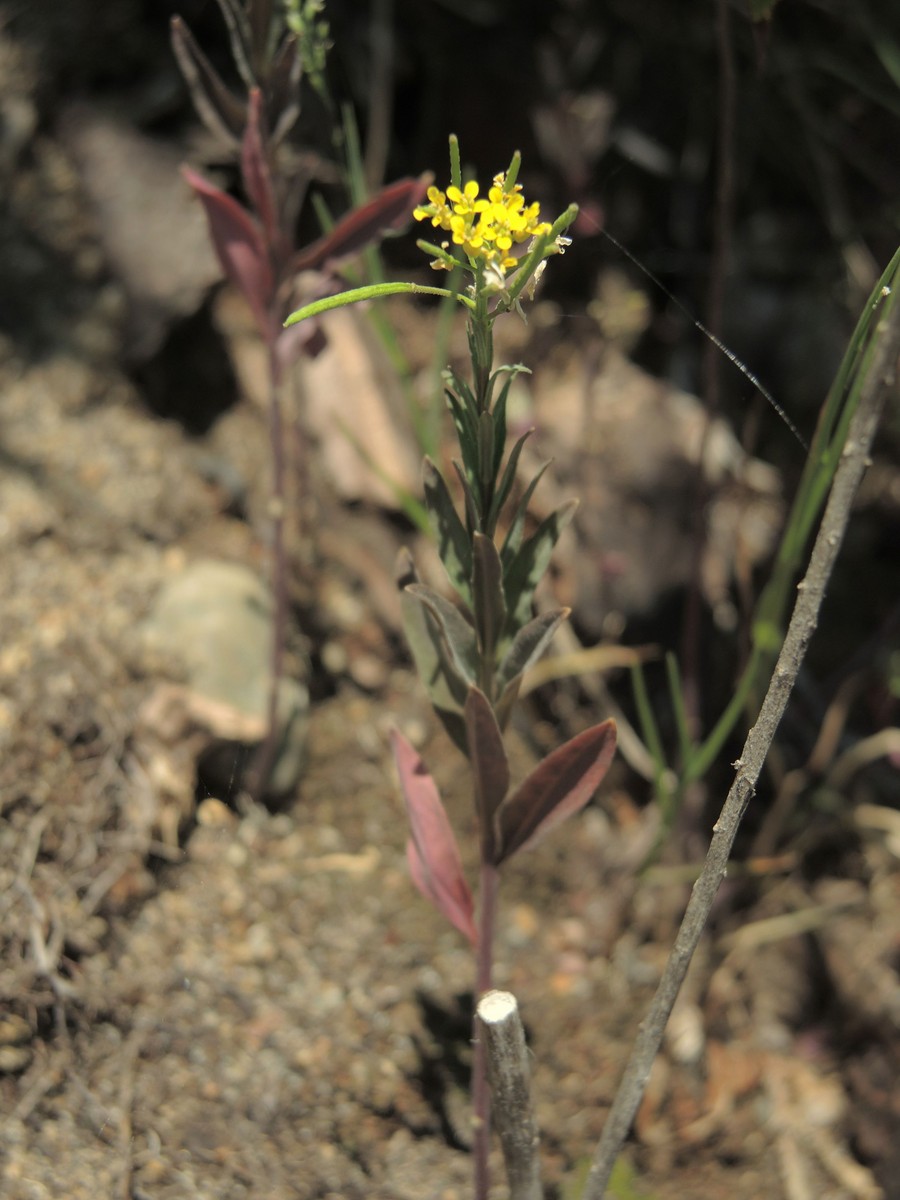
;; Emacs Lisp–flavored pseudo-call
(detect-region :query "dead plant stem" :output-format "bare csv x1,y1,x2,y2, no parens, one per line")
474,861,499,1200
583,288,900,1200
476,991,542,1200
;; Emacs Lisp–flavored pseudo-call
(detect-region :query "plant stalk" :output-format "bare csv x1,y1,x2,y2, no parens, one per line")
251,339,288,800
473,860,500,1200
476,990,542,1200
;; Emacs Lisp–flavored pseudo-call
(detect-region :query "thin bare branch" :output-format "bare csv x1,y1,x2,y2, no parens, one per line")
583,281,900,1200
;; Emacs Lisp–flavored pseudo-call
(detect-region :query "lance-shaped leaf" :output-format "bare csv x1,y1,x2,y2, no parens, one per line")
464,687,509,864
268,33,303,145
391,729,477,945
241,89,283,261
491,373,510,477
494,673,522,733
496,607,570,698
445,385,480,494
182,166,275,342
405,584,477,687
452,460,480,534
494,719,617,865
472,532,506,668
477,409,495,494
503,499,578,635
423,457,472,604
487,428,532,534
401,602,467,753
216,0,256,88
488,364,530,480
247,0,274,74
500,458,551,566
171,16,247,147
397,555,469,753
291,176,431,273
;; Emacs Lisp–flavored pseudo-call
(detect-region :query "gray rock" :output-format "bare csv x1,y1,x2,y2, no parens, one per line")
140,559,309,799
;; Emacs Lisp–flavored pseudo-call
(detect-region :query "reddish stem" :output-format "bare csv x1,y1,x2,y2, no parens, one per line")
250,334,288,800
473,859,499,1200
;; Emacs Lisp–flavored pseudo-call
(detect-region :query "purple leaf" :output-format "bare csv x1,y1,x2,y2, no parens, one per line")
292,174,432,273
495,719,617,865
464,687,509,864
391,730,477,946
183,165,276,343
241,89,285,262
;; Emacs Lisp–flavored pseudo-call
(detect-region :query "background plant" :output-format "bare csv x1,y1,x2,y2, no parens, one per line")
171,0,426,796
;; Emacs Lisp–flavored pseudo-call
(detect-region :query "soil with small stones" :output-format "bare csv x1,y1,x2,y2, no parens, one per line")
3,9,900,1200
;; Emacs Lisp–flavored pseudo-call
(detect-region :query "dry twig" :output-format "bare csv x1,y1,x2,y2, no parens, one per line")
583,281,900,1199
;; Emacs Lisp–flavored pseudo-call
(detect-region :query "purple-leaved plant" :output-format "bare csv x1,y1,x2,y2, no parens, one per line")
171,0,427,797
286,135,617,1200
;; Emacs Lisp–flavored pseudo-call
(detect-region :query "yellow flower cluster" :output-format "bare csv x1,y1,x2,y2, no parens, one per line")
414,173,551,272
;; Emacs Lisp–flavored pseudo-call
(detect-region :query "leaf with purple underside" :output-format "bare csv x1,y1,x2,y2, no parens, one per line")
464,687,509,864
241,88,283,261
495,719,617,865
182,165,275,343
291,175,432,273
472,533,506,668
391,729,477,945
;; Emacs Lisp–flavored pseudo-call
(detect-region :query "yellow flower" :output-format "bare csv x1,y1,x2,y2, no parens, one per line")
414,170,551,274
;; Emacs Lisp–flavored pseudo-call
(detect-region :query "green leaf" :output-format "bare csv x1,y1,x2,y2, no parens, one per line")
464,686,510,864
500,458,551,566
445,388,480,489
503,499,578,635
478,409,495,498
493,673,522,733
472,532,506,669
488,429,533,534
405,584,477,687
400,586,469,753
452,459,481,533
488,364,529,479
423,458,473,603
497,608,570,694
491,377,510,477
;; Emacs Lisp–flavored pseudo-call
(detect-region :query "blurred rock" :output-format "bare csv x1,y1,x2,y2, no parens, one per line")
531,345,783,634
139,560,310,802
59,103,220,360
